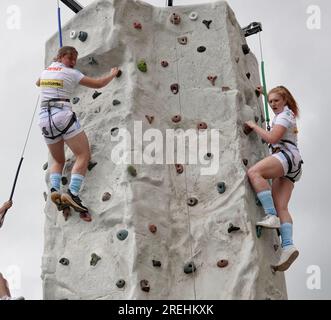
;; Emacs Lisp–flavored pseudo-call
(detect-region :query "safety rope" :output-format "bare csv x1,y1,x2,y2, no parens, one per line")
57,0,63,48
0,95,40,229
258,32,271,131
174,36,197,300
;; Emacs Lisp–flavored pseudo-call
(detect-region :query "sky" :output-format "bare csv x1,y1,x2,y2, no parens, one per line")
0,0,330,300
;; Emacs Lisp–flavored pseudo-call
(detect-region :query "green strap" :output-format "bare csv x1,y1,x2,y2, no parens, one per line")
261,61,271,130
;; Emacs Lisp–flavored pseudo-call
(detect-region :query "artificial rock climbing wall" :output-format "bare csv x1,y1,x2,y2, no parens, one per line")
41,0,287,299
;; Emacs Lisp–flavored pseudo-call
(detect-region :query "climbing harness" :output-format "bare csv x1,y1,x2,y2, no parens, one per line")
57,0,63,47
0,96,40,229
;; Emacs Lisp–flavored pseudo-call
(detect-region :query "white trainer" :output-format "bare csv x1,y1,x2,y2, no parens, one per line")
256,214,280,229
272,245,299,272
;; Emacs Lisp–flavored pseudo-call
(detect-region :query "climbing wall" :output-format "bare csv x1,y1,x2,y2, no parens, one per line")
41,0,287,300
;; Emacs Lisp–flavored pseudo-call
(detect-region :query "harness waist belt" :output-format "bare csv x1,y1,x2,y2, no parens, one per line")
46,98,70,103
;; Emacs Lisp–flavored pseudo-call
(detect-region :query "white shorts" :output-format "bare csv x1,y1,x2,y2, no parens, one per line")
38,106,83,145
272,149,303,183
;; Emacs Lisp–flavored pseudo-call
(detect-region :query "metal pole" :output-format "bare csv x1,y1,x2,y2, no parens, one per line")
167,0,173,6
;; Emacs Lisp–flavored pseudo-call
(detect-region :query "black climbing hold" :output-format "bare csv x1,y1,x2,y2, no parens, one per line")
145,115,154,124
204,153,213,160
112,99,121,106
197,46,206,53
256,197,262,206
228,223,240,233
184,261,196,274
116,70,122,78
242,22,262,37
88,57,97,65
117,229,129,241
217,259,229,268
187,197,198,207
255,89,261,97
242,44,250,55
222,86,231,92
243,123,253,135
202,20,212,29
246,72,251,79
256,225,262,238
111,127,119,136
152,260,161,267
255,116,259,123
90,253,101,266
217,182,226,194
61,176,68,185
170,13,181,25
42,127,49,136
197,122,208,130
72,97,80,104
140,279,150,292
235,57,240,63
43,162,48,171
116,279,126,288
277,229,280,237
43,192,47,202
172,115,181,123
170,83,179,94
78,31,88,42
175,164,184,174
137,59,147,72
88,161,98,171
92,91,102,99
127,165,137,177
161,61,169,67
207,75,217,86
149,224,157,233
59,258,69,266
243,159,248,166
178,36,188,45
102,192,111,201
133,22,142,29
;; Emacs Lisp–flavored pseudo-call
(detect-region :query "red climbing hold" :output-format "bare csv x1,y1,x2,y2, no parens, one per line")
133,22,142,29
207,75,217,86
175,164,184,174
243,123,253,135
170,13,181,25
217,260,229,268
197,122,208,130
161,61,169,67
170,84,179,94
172,115,181,123
149,224,157,233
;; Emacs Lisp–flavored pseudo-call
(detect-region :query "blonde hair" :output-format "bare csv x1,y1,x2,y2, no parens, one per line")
268,86,300,117
54,46,78,62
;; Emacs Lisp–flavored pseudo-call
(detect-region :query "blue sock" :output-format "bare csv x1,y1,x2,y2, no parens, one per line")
69,174,85,196
257,190,277,216
280,223,294,248
50,173,61,191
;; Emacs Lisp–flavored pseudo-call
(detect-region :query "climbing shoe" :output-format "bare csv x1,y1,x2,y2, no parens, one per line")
256,214,280,229
50,188,66,211
61,189,88,213
272,245,299,272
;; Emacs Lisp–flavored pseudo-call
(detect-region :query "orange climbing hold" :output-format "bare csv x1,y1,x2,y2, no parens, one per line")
207,75,217,86
133,22,142,29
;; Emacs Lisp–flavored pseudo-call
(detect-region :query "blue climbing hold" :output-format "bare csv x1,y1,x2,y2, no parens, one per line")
117,229,128,241
217,182,226,194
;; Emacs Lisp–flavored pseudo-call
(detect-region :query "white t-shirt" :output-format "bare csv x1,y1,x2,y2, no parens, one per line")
39,62,84,103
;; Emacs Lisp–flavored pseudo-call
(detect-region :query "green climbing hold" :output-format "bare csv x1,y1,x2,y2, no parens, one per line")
127,165,137,177
184,261,196,274
90,253,101,266
217,182,226,194
116,279,126,288
117,229,128,241
256,226,262,238
137,59,147,72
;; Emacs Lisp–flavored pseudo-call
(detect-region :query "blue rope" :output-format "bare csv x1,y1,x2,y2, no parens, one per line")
57,2,63,47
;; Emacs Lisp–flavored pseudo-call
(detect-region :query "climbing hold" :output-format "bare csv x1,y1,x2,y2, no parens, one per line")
140,280,150,292
116,70,122,78
133,22,142,29
242,44,250,55
189,12,198,20
172,115,181,123
175,164,184,174
117,229,129,241
242,22,262,37
255,89,261,97
207,75,217,86
217,182,226,194
246,72,251,79
170,83,179,94
255,116,259,123
152,260,161,267
197,46,206,53
243,123,253,135
187,197,198,207
178,36,188,45
256,226,262,238
92,91,102,99
78,31,88,42
43,162,48,171
112,99,121,106
202,20,212,29
149,224,157,233
43,192,47,202
222,86,231,92
197,122,208,130
59,258,69,266
102,192,111,202
217,259,229,268
111,128,119,136
137,59,147,72
72,97,80,104
61,177,68,185
116,279,126,288
170,13,181,25
145,115,154,124
161,60,169,68
228,223,240,233
88,57,98,65
235,57,240,63
88,161,98,171
274,244,279,252
204,153,213,160
243,159,248,166
127,165,137,177
69,30,77,39
256,197,262,207
90,253,101,266
184,261,196,274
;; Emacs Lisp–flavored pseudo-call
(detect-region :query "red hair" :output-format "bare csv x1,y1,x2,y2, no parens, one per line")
268,86,300,117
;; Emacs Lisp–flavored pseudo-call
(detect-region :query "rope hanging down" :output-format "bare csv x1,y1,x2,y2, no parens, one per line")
0,95,40,229
57,0,63,48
